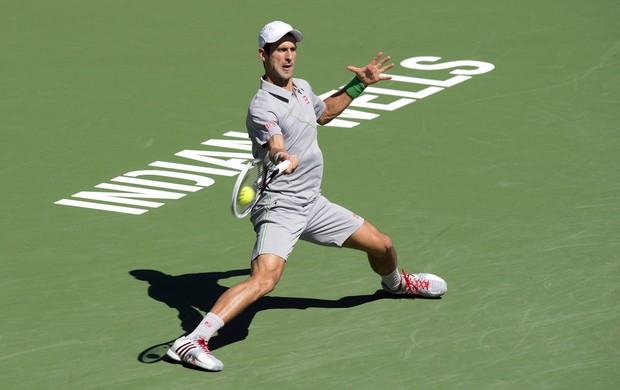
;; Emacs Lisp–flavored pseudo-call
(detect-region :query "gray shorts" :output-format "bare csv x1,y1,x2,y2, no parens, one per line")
250,194,364,261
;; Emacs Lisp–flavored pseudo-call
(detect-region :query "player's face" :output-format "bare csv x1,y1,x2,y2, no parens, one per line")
261,36,297,88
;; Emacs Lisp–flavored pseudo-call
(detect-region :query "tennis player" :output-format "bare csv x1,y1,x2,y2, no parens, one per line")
167,21,448,371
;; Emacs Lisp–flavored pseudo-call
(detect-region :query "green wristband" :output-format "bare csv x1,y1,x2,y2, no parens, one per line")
344,77,366,99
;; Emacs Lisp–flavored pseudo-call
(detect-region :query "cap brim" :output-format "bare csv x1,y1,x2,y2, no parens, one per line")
288,29,303,43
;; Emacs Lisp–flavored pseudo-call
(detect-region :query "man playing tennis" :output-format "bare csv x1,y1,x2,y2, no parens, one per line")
167,21,447,371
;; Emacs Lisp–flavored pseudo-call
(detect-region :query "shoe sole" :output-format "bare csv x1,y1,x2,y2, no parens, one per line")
381,279,447,298
166,347,223,372
166,348,181,362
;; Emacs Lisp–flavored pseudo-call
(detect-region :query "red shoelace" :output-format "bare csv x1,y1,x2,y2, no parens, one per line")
194,337,212,354
401,269,429,294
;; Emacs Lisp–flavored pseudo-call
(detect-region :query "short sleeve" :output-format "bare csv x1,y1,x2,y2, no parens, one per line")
246,106,282,148
311,90,327,120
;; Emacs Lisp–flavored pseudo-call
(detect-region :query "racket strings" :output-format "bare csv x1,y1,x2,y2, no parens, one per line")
234,163,267,212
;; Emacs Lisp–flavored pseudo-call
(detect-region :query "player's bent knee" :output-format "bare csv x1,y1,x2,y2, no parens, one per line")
366,224,394,257
257,278,278,295
369,233,393,258
249,254,285,295
380,234,394,253
345,221,394,257
246,274,279,296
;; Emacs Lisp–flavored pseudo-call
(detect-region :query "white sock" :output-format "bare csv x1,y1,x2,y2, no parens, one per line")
188,312,224,341
381,269,402,291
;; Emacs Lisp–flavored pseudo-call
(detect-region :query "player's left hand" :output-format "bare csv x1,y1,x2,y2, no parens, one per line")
347,52,394,86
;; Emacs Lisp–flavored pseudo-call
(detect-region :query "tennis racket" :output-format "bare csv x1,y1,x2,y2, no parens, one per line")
231,158,291,218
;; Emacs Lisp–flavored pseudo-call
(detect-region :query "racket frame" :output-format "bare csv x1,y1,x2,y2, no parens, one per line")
231,159,290,218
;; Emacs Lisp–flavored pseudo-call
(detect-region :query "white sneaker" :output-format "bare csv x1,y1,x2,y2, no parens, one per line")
167,336,223,371
382,269,447,298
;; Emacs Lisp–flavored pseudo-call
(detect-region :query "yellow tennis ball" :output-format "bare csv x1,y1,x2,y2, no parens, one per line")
239,186,255,205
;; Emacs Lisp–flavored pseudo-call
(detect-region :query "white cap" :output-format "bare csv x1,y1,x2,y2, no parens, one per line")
258,21,303,49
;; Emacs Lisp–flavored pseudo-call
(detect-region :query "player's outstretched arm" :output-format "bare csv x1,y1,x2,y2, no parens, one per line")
318,52,394,125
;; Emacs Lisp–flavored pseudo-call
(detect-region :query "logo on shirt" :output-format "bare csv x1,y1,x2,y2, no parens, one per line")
264,122,277,130
296,87,310,104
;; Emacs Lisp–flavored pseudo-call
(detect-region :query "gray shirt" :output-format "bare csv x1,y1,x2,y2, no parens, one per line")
246,77,327,205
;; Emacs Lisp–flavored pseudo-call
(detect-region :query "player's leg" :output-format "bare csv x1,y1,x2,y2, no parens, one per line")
343,221,448,298
167,198,301,372
167,254,285,371
299,196,400,282
210,253,286,323
300,196,395,275
300,196,447,298
343,220,397,276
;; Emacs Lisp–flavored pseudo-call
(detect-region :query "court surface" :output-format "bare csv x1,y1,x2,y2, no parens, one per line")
2,1,619,389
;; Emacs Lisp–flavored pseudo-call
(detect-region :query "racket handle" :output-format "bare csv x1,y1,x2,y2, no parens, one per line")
276,160,291,174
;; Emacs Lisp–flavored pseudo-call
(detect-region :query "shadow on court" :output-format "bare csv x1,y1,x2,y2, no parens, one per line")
131,268,408,365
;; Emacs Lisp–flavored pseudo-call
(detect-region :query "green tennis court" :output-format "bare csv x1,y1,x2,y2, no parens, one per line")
2,1,618,388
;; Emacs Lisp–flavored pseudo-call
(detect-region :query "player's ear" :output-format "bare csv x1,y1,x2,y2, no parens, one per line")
258,48,267,62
